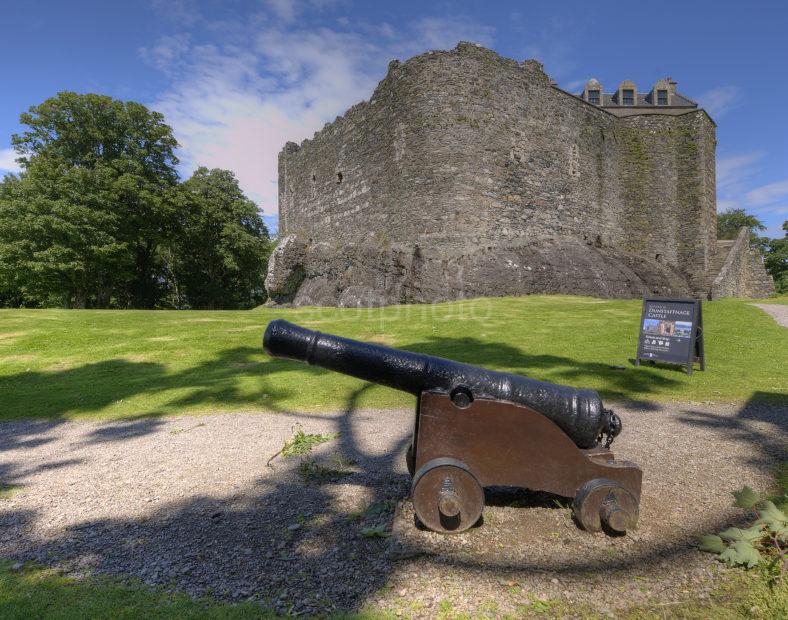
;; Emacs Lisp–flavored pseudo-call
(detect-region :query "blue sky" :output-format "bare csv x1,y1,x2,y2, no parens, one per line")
1,0,786,237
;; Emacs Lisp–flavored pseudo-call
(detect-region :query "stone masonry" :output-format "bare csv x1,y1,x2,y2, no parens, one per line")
266,42,771,306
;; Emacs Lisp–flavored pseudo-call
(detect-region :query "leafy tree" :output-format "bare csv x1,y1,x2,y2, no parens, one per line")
717,208,766,242
170,167,271,309
0,163,130,307
764,221,788,293
1,92,179,307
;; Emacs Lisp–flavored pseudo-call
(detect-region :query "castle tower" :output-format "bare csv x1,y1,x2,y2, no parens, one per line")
266,43,723,306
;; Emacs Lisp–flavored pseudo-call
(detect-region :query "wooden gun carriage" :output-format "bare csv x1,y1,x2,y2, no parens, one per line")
263,320,642,535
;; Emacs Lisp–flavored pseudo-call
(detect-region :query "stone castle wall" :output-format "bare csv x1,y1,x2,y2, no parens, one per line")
269,43,719,306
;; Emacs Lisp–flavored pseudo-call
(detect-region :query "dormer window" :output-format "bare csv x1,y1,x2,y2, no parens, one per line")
657,89,668,105
588,89,600,105
622,89,635,105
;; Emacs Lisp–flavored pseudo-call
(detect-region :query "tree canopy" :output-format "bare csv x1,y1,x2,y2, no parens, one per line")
0,92,270,309
717,208,766,241
169,167,270,309
764,221,788,293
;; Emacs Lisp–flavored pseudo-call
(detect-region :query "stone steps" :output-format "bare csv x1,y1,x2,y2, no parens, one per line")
691,239,736,299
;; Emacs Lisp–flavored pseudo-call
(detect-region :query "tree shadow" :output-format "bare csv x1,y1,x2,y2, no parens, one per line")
399,335,683,402
1,334,785,613
677,391,788,469
1,376,785,614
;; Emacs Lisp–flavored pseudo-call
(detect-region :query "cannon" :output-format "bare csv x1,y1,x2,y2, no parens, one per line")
263,319,642,535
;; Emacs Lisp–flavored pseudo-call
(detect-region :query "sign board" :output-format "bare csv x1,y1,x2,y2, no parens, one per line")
635,298,704,374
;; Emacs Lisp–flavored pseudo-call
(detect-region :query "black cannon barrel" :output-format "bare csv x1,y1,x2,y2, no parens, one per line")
263,319,619,449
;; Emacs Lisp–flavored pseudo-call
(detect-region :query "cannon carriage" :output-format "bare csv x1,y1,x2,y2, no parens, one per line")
263,319,642,535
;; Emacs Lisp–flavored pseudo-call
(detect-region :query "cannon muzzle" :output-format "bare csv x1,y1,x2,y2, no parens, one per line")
263,319,620,448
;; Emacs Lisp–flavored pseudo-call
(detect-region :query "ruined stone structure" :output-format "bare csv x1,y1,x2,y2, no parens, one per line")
266,43,773,306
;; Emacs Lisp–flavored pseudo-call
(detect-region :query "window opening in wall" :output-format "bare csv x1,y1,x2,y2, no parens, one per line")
312,174,316,181
336,172,343,184
622,89,634,105
588,89,600,105
657,90,668,105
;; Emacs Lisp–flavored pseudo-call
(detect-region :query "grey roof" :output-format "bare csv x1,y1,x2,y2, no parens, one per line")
582,91,697,108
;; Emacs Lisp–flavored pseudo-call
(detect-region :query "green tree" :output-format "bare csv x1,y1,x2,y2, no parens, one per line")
1,92,179,307
171,167,271,309
717,208,766,242
764,221,788,294
0,164,131,307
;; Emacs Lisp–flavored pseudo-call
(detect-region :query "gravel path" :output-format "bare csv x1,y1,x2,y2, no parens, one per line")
752,303,788,327
1,397,786,616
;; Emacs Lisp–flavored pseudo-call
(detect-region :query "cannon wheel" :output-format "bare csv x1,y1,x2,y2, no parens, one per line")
573,478,639,533
411,458,484,534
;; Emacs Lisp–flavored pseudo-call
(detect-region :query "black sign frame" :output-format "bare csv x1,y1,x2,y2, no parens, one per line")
635,297,704,375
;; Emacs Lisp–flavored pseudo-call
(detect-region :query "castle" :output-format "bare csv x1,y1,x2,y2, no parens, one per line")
266,43,773,306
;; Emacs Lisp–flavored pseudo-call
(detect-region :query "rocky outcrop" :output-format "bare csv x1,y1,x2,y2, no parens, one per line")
265,235,691,307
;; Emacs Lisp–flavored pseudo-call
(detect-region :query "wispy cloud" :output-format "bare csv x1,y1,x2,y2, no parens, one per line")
745,179,788,207
717,150,788,236
562,78,587,93
138,33,191,73
407,16,494,51
143,12,496,214
265,0,298,23
716,151,763,195
695,85,740,120
0,148,20,173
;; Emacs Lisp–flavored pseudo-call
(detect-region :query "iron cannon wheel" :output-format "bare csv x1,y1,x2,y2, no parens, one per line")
573,478,639,534
411,458,484,534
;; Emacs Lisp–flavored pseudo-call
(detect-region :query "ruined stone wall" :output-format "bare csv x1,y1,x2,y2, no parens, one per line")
271,43,718,305
710,228,775,299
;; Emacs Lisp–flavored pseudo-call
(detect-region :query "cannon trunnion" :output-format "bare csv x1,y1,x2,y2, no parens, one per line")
263,319,642,535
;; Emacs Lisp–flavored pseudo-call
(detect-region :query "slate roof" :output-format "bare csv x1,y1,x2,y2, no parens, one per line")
601,92,697,107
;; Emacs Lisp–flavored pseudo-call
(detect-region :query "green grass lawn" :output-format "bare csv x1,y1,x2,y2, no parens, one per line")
0,296,786,422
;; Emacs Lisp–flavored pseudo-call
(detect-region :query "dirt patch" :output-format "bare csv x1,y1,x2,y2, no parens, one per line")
0,332,27,341
367,334,397,346
147,336,176,342
0,354,36,363
0,399,784,616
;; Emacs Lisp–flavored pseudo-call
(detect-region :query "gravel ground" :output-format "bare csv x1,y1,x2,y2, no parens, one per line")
752,303,788,327
1,397,786,616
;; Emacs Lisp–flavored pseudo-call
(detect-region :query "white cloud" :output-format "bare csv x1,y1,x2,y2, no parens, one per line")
695,85,740,120
266,0,299,23
745,179,788,207
139,33,191,73
716,151,763,195
563,78,587,93
407,16,494,51
0,148,20,173
147,15,495,215
716,150,788,236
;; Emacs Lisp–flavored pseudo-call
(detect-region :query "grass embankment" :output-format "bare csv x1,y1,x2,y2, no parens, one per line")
0,296,786,422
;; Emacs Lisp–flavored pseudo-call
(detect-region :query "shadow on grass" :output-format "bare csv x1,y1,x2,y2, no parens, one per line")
0,347,311,421
401,335,683,402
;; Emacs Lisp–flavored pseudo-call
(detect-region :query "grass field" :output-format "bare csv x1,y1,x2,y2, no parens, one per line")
0,296,786,422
